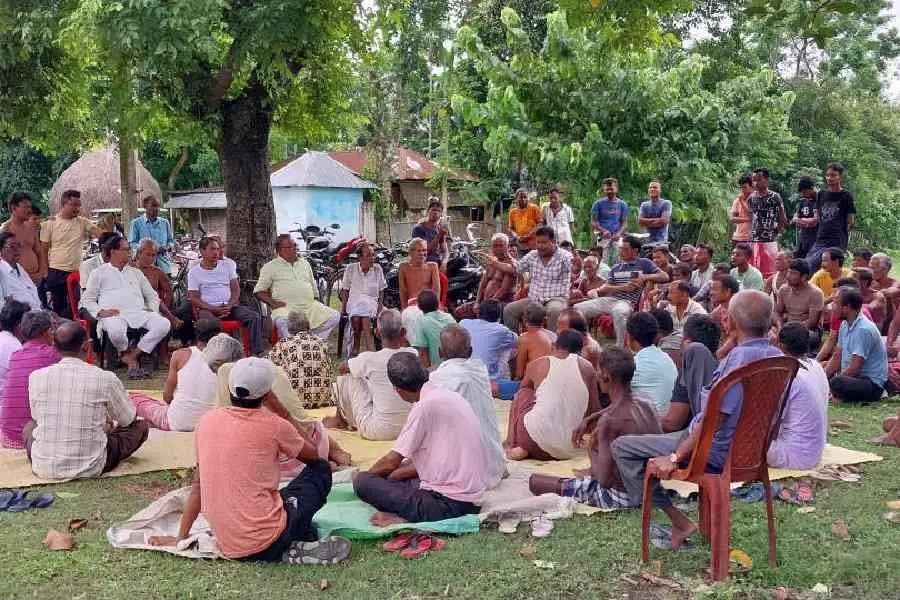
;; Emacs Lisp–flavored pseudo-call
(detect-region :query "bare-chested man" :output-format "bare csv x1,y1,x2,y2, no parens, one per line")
853,267,887,331
399,237,441,345
477,233,517,303
506,329,600,461
529,347,661,508
515,302,556,380
557,308,602,370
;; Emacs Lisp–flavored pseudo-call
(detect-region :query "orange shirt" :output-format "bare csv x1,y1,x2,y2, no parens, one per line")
194,406,304,558
508,203,542,238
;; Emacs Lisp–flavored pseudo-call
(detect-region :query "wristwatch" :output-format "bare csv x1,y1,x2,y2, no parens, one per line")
669,452,679,464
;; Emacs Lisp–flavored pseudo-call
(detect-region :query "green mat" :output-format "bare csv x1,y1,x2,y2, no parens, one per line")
312,483,481,540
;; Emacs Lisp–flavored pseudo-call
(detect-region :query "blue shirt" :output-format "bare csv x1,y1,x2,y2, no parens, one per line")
590,197,629,234
460,318,518,380
631,345,678,415
691,338,783,473
638,198,672,243
837,315,888,386
129,215,174,272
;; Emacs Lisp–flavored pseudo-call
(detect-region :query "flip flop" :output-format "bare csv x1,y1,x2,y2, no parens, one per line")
127,367,146,380
383,531,417,552
530,515,554,538
0,490,24,511
400,533,445,559
282,536,351,565
7,491,54,512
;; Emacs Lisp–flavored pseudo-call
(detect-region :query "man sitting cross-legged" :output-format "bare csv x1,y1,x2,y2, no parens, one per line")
81,234,171,378
460,299,518,395
514,302,556,380
660,315,720,433
769,258,824,350
612,289,782,549
506,329,600,461
768,322,828,469
268,311,335,409
326,309,418,440
412,289,456,369
353,352,488,525
826,286,888,404
529,347,661,509
556,308,602,370
149,357,351,564
25,320,150,479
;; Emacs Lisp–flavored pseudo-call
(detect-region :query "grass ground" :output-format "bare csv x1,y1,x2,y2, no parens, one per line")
1,387,898,600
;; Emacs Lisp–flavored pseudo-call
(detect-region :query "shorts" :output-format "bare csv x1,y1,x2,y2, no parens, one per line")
560,476,635,509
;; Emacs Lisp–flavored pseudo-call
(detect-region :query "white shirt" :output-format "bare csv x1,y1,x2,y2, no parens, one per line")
348,347,418,433
81,263,161,328
188,259,238,306
666,298,708,335
341,262,387,317
541,203,575,245
0,330,22,395
0,260,41,310
79,254,105,291
691,265,714,290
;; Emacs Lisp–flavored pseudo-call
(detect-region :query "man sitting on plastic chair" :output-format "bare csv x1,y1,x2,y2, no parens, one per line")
611,290,781,549
80,234,171,379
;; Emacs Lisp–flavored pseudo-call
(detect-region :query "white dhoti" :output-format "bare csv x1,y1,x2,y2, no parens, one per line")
274,306,340,341
99,312,171,354
332,374,403,441
346,294,379,318
401,303,423,346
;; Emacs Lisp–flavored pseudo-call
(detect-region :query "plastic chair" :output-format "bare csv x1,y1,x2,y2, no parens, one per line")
65,272,95,364
640,356,799,581
192,306,251,356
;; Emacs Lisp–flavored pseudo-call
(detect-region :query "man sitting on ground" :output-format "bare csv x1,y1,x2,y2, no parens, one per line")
627,312,678,415
460,299,517,384
267,311,335,409
150,357,351,564
398,238,441,345
429,325,506,489
711,275,741,359
770,259,824,350
811,247,852,301
412,289,456,369
25,320,150,479
528,347,661,509
826,286,888,404
81,234,171,378
769,322,828,469
764,249,793,298
730,243,764,291
326,309,418,440
514,302,556,380
660,315,720,433
816,278,873,365
506,330,600,461
354,352,488,525
612,290,782,549
665,280,707,347
652,308,680,352
556,308,602,370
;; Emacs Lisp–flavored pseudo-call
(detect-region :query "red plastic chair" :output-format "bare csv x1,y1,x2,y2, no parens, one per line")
640,356,799,581
192,306,251,356
65,272,95,364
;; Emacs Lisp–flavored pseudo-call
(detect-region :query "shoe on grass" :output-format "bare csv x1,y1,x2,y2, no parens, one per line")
282,536,351,565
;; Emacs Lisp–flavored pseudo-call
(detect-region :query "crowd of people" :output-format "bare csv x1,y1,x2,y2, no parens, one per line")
0,161,897,566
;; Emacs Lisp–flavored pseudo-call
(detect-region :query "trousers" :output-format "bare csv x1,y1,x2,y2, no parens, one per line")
611,430,687,509
574,297,633,346
100,314,171,354
353,473,478,523
503,297,567,332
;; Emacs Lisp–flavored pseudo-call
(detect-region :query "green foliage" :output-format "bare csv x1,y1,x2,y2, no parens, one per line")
0,140,71,219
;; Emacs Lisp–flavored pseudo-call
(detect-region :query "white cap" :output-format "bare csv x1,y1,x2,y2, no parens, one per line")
228,357,277,400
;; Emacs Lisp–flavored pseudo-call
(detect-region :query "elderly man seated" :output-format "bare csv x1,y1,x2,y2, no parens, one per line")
0,233,42,310
190,237,263,356
429,325,506,489
134,238,183,339
256,233,339,342
353,352,488,525
81,234,171,377
826,286,888,404
267,310,335,409
325,309,418,440
25,320,150,479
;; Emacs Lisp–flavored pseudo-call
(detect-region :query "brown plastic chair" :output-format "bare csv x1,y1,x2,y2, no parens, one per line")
640,355,799,581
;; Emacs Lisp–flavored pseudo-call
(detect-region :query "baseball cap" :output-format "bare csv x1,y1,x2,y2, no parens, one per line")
228,357,277,400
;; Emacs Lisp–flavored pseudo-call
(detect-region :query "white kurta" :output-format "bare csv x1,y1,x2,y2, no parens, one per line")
81,263,161,328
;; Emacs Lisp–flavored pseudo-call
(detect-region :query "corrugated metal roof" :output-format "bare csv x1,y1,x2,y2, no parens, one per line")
330,147,478,182
165,191,227,209
271,151,375,189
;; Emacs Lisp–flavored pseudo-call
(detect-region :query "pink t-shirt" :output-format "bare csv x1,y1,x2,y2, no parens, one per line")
393,383,488,504
195,407,304,559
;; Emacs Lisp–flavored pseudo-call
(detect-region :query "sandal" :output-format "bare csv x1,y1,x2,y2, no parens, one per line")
282,536,351,565
383,531,417,552
6,491,54,512
126,367,146,380
400,533,446,559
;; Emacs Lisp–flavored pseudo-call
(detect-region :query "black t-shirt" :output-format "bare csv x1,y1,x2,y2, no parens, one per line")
795,198,818,252
814,190,855,249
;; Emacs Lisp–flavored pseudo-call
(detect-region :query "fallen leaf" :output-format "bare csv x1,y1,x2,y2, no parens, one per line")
55,491,80,499
68,518,88,532
831,520,850,541
319,579,328,591
797,506,816,514
533,560,555,569
829,420,853,430
811,582,830,596
519,543,536,559
43,529,75,551
773,586,793,600
640,572,680,589
886,500,900,510
729,548,753,571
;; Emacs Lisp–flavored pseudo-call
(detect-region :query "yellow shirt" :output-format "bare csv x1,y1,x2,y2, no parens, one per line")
253,256,333,328
508,204,542,237
810,267,852,298
40,215,96,272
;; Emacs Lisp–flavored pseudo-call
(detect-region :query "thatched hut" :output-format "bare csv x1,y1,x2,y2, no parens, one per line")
49,145,161,214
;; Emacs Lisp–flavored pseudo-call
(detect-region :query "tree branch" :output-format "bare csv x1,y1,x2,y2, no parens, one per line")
167,146,189,193
207,41,239,111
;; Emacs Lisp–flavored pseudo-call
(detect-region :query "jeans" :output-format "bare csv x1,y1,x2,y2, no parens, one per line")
829,375,883,403
199,306,262,355
611,431,687,509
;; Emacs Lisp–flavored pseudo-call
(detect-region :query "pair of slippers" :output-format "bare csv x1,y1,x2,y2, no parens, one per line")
0,490,54,512
127,367,152,380
382,531,445,559
774,479,816,505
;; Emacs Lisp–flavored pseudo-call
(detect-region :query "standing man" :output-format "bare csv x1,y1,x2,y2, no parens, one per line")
189,237,263,356
591,178,629,266
638,179,672,244
411,199,450,267
826,286,888,404
40,190,101,318
730,173,752,246
495,227,571,332
806,163,856,272
255,234,340,342
541,185,575,246
792,177,819,259
1,192,43,285
747,167,788,278
128,195,174,274
508,188,542,252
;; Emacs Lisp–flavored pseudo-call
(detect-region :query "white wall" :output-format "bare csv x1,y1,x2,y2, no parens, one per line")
273,187,363,244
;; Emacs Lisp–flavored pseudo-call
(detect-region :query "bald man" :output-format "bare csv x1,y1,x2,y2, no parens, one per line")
612,290,783,549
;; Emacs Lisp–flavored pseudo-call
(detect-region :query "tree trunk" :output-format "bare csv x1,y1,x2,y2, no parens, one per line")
166,146,189,196
118,140,138,230
218,76,276,283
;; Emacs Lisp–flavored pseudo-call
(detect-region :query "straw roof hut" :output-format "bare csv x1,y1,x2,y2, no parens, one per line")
49,145,161,214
